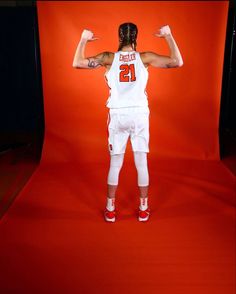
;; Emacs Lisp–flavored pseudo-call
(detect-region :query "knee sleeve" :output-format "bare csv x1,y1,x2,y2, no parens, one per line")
107,154,124,185
134,152,149,187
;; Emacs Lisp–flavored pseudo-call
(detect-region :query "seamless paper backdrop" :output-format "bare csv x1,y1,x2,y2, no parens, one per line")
0,4,234,294
36,1,228,163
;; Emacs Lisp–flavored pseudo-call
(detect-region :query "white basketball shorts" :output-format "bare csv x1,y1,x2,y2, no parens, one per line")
107,107,150,155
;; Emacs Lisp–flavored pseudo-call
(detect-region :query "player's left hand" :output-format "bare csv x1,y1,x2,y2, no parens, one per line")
155,25,172,38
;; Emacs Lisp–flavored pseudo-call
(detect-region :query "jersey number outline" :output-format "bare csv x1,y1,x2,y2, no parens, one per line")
119,64,136,82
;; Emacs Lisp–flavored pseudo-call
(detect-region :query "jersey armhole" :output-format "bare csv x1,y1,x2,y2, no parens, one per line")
105,52,117,76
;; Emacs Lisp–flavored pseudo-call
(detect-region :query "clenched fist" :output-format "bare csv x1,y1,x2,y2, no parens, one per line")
155,25,172,38
81,29,98,41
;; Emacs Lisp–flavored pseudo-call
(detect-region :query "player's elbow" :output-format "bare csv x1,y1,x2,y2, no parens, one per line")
72,59,86,68
165,58,183,68
172,58,183,68
177,60,183,67
72,62,82,68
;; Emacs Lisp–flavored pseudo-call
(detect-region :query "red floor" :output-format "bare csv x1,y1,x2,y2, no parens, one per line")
0,155,235,294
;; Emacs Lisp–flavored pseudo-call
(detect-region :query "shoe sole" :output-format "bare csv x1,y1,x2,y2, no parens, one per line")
104,216,115,222
139,216,149,222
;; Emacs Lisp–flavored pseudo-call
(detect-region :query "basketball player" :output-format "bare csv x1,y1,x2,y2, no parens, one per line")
73,23,183,222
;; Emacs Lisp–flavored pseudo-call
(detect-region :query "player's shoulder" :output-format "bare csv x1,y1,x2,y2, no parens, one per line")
103,51,114,56
140,51,156,58
140,51,159,64
100,52,114,66
106,51,115,60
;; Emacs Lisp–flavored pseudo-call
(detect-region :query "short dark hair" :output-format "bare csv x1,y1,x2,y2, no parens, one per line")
118,23,138,51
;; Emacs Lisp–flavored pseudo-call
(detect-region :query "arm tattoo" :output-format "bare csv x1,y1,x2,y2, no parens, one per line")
102,52,110,59
166,63,172,68
87,58,101,68
166,63,178,68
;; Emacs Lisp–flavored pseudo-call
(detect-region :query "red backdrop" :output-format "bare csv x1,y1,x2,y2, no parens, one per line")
36,1,228,164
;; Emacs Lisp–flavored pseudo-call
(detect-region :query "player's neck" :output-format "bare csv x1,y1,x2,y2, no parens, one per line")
120,45,135,52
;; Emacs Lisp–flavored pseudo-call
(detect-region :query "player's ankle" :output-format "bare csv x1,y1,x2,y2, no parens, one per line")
106,197,115,211
139,196,148,211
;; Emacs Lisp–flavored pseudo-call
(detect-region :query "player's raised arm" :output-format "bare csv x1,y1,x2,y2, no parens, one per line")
141,25,183,68
72,29,113,69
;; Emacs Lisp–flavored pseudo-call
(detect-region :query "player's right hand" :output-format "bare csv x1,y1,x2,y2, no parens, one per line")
155,25,172,38
81,29,98,41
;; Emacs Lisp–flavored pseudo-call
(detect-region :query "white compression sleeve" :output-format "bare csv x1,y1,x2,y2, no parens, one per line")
107,154,125,185
134,152,149,187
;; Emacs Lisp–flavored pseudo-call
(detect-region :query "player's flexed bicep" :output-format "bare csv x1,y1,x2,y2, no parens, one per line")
141,52,177,68
72,29,113,69
141,25,183,69
86,52,113,69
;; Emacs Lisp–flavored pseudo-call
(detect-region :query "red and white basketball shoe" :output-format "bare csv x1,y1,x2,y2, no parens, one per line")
138,208,150,222
104,208,116,223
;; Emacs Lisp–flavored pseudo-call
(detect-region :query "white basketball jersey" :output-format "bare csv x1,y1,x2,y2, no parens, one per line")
105,51,149,108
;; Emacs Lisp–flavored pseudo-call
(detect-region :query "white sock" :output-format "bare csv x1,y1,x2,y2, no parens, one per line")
106,197,115,211
140,197,148,211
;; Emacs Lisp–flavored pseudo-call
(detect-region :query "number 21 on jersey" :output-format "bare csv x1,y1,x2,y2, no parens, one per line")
119,64,136,82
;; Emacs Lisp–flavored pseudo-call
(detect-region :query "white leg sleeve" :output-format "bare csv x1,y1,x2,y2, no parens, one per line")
107,154,125,185
134,152,149,187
